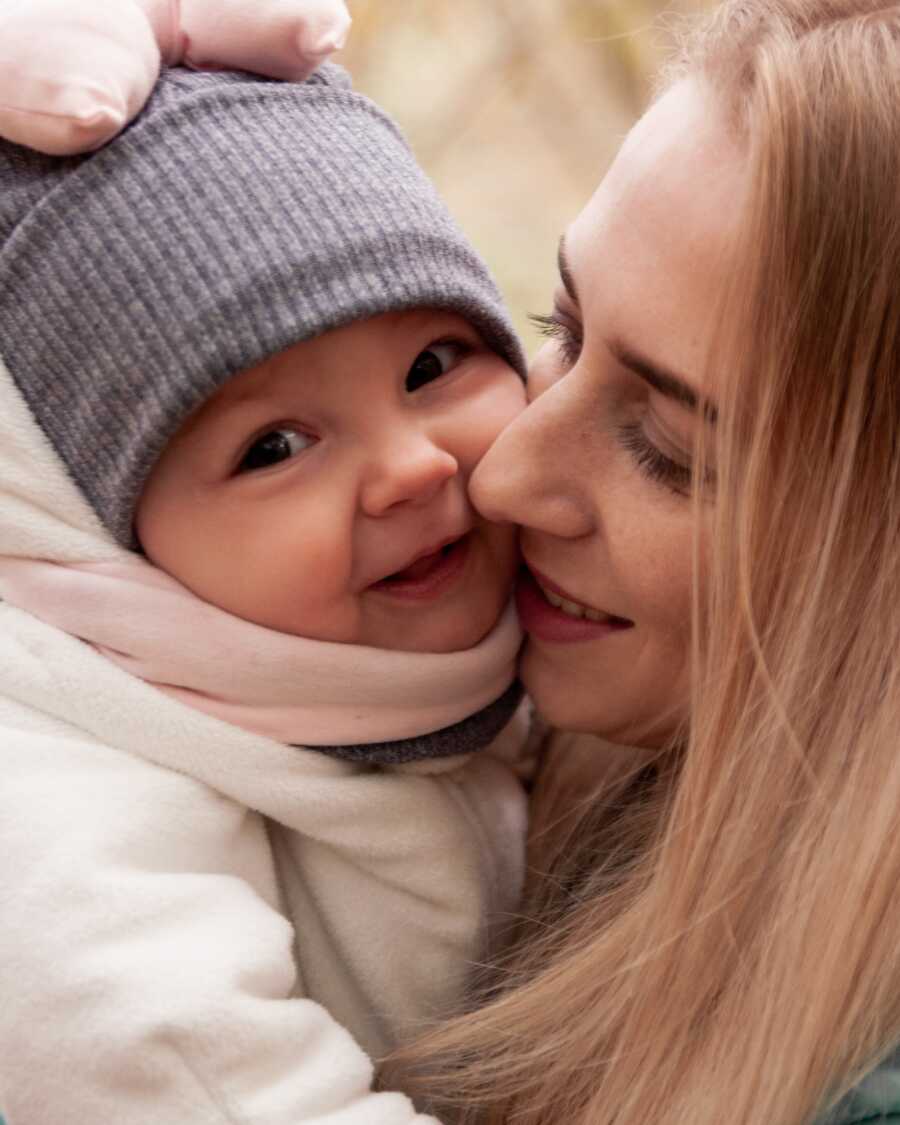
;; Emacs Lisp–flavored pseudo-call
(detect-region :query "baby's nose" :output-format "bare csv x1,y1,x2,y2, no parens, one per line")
360,435,459,516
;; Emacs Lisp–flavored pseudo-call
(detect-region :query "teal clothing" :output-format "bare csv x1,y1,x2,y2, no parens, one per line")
818,1047,900,1123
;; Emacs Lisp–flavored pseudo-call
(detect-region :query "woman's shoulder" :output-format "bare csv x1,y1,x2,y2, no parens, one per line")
816,1047,900,1124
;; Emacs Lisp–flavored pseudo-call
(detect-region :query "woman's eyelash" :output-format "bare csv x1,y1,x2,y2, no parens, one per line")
528,314,697,496
528,312,582,366
617,421,692,494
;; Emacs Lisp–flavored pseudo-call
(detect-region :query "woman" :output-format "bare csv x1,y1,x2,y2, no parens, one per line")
388,1,900,1123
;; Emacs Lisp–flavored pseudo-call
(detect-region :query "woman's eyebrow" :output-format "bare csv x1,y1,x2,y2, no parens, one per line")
557,236,579,304
559,232,717,422
610,337,718,423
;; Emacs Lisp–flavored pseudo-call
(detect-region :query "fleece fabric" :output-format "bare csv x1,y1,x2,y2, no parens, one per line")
0,357,529,1124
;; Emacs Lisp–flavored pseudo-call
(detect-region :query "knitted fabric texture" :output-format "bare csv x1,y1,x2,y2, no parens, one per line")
0,65,525,546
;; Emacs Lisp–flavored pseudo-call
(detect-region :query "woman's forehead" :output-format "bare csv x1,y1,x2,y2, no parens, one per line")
566,80,747,399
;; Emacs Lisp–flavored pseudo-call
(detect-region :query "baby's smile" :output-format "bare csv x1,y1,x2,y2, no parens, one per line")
368,533,472,597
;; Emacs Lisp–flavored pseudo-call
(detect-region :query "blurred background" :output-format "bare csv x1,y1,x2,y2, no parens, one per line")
337,1,708,353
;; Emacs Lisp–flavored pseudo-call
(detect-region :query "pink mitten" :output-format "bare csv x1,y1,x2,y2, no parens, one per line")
0,0,351,156
178,0,351,79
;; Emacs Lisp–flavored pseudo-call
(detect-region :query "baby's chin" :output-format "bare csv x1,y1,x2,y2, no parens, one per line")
213,579,513,653
351,589,514,653
262,609,510,653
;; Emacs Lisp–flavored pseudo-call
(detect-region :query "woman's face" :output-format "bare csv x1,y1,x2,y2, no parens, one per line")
471,80,746,746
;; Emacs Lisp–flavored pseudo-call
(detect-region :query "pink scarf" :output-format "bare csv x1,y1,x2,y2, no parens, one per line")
0,554,522,746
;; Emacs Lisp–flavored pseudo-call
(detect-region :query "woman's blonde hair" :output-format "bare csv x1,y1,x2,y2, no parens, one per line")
386,2,900,1122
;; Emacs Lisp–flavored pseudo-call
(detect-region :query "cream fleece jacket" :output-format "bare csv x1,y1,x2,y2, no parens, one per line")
0,360,529,1125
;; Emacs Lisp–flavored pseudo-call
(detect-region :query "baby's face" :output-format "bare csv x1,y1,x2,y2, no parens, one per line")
136,310,526,653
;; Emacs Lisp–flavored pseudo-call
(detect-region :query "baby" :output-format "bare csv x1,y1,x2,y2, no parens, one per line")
0,65,528,1124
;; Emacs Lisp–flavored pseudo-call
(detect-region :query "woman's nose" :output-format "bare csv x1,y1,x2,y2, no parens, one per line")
360,433,459,516
470,377,593,539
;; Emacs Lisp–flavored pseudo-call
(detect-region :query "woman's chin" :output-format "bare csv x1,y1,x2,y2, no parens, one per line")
520,644,687,749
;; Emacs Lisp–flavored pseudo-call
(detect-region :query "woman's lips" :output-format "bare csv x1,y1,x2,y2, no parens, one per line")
516,565,633,643
368,534,471,601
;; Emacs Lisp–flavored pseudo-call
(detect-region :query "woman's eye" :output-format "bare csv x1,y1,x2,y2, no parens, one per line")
405,341,466,392
529,311,583,368
617,422,692,496
237,428,315,473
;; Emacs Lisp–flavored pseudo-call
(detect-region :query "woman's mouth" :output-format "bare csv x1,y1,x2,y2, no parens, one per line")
516,565,633,643
368,534,471,600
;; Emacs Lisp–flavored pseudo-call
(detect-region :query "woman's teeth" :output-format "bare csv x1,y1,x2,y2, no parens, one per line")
538,582,607,622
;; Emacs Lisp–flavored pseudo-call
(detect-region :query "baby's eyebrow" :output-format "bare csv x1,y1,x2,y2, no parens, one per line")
180,386,273,446
206,379,283,420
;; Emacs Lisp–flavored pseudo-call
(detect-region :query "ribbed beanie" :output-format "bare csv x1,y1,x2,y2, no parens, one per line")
0,65,525,546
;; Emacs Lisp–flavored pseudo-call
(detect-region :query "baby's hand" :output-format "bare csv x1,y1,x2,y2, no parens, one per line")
0,0,351,156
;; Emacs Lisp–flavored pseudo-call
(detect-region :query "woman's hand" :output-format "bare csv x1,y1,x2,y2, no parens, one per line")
0,0,351,156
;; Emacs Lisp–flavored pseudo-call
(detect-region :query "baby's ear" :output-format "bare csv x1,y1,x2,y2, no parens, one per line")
0,0,161,156
0,0,351,158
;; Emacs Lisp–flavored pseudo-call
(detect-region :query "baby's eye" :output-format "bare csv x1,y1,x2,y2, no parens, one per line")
405,341,467,392
238,428,315,472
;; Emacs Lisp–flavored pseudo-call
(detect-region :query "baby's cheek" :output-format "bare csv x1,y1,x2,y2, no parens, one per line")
465,371,528,465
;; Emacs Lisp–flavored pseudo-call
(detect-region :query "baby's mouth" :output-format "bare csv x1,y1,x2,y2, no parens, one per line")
388,543,455,582
369,534,471,597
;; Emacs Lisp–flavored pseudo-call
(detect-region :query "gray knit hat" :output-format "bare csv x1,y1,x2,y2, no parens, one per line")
0,65,525,546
